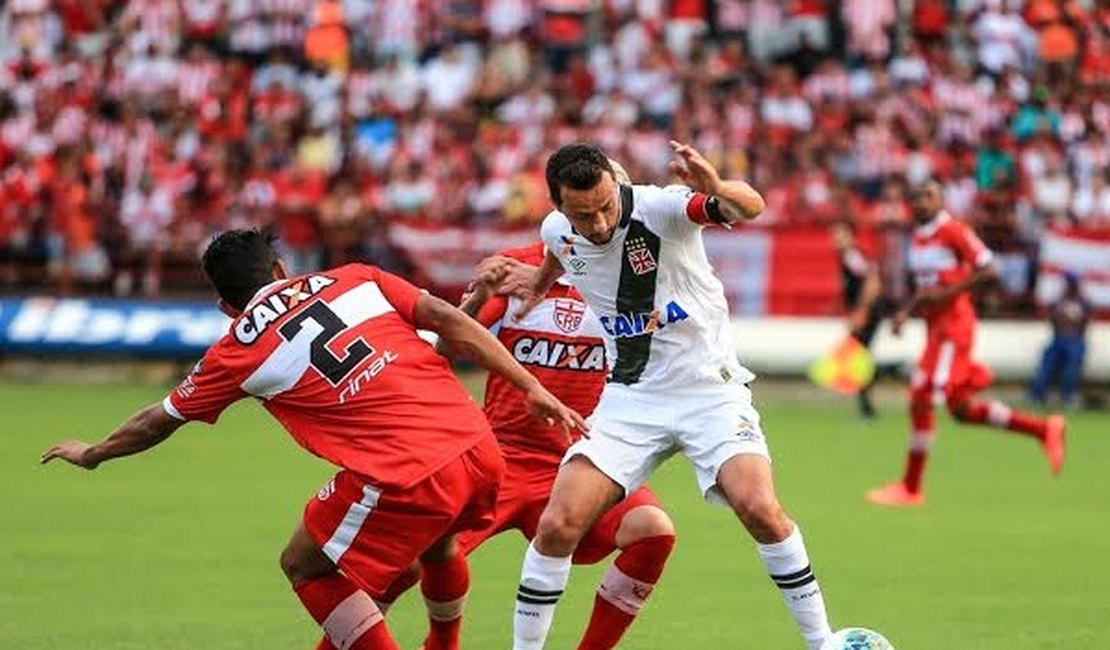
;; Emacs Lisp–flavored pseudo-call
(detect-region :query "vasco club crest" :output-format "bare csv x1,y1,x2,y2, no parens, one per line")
627,237,657,275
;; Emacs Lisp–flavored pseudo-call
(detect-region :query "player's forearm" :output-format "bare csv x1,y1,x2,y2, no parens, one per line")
436,307,542,393
83,404,181,467
937,266,998,305
971,265,1000,289
458,287,491,320
712,179,765,222
529,253,564,298
435,288,490,357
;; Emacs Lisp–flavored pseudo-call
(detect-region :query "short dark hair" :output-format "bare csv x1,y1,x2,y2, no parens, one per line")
545,143,615,205
201,228,279,311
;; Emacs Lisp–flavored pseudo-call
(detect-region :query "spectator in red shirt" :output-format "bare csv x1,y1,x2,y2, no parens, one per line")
273,164,327,275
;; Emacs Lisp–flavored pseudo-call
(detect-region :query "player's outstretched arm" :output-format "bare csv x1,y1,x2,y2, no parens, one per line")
414,293,588,434
669,140,765,222
41,403,185,470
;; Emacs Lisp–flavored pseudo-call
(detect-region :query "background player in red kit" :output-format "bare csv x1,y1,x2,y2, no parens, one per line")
40,229,586,650
378,242,676,650
867,181,1066,507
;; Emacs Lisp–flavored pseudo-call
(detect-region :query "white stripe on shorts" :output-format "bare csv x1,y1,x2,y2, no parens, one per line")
932,341,955,406
321,484,382,563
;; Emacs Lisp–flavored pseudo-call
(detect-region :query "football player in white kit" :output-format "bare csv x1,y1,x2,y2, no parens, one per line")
509,142,835,650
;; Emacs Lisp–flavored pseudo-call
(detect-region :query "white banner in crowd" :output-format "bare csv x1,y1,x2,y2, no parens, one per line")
388,222,538,293
1036,229,1110,310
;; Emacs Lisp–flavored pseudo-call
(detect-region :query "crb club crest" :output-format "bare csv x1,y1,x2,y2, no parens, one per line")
627,237,657,275
552,298,585,333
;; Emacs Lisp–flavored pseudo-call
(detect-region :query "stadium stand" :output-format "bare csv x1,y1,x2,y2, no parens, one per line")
0,0,1107,315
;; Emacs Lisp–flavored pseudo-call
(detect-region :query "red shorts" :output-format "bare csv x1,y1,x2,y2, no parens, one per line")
303,435,503,599
457,451,663,565
912,333,993,405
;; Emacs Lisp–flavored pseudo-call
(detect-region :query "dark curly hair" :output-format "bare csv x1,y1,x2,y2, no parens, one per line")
201,228,279,311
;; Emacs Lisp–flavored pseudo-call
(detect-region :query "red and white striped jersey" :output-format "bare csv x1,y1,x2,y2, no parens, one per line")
475,243,607,462
854,122,899,179
842,0,896,58
177,61,220,106
908,212,993,338
933,75,989,144
165,264,491,489
123,0,181,43
182,0,224,32
803,67,851,102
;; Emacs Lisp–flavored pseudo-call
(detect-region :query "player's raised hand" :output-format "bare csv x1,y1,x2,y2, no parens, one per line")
495,259,538,298
41,440,99,469
525,384,590,440
669,140,723,195
469,255,512,299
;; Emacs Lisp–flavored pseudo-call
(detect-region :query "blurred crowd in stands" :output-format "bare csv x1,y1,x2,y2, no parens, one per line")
0,0,1107,309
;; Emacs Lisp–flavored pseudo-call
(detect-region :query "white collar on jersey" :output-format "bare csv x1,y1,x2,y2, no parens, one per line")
915,210,951,238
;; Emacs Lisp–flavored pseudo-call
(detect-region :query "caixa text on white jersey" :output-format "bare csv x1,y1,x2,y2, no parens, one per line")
597,301,690,338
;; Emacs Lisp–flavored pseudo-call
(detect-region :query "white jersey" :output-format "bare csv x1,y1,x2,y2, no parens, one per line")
540,183,755,391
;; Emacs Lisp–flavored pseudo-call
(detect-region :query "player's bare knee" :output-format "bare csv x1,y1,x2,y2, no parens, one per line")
618,505,675,546
279,544,308,583
279,534,334,584
731,493,788,539
536,504,590,553
420,534,459,564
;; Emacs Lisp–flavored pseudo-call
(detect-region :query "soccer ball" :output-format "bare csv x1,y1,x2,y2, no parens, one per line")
820,628,895,650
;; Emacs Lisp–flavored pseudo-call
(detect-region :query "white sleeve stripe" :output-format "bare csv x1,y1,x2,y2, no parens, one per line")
975,249,994,268
162,395,186,421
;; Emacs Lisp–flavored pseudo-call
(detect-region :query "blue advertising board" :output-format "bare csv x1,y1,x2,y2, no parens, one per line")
0,297,229,358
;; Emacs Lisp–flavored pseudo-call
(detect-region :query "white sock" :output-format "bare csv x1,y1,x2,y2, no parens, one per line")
514,542,572,650
757,526,833,650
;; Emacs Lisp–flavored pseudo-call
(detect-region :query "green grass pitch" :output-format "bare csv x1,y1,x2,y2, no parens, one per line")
2,377,1107,649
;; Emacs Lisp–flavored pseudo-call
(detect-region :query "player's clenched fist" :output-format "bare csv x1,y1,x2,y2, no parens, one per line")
669,140,724,196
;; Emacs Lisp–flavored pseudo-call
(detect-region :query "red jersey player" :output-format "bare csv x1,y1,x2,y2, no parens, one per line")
41,229,585,650
867,181,1066,507
378,242,676,650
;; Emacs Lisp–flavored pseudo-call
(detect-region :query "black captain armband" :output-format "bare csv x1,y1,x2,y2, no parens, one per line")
705,196,732,226
685,192,734,227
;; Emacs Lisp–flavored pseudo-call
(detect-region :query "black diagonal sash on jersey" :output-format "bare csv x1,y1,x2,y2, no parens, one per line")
610,186,660,385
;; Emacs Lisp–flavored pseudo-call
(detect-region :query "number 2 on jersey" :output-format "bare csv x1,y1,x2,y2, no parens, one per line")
279,301,373,385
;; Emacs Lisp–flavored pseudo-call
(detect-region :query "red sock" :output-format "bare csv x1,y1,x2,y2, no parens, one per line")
959,399,1047,440
577,535,676,650
903,404,935,495
293,574,400,650
314,567,419,650
420,554,470,650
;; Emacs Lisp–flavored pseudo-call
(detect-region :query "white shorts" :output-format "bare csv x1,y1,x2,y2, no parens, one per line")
563,381,770,505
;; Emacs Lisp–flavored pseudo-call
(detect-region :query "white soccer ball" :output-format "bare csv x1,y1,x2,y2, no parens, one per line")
820,628,895,650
